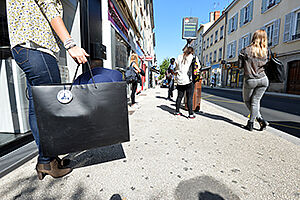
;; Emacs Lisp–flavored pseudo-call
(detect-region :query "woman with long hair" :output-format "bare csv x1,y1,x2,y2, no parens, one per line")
238,30,269,131
174,46,200,119
129,53,141,106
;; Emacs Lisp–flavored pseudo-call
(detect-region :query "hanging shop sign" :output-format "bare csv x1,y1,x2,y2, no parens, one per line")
108,0,129,40
182,17,198,39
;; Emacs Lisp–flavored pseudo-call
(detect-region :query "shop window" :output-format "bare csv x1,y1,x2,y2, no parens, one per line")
262,0,281,14
240,0,253,27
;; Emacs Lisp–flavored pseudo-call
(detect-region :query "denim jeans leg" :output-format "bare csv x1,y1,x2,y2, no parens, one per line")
11,46,61,163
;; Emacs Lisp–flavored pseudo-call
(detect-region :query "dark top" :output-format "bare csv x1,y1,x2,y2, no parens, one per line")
74,67,123,84
238,46,269,79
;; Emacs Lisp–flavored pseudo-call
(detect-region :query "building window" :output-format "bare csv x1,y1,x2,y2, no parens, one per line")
206,54,208,65
210,35,213,46
238,33,251,53
261,18,280,46
262,0,281,14
215,30,218,43
228,13,238,34
207,38,209,48
203,40,206,50
227,40,237,59
209,52,212,64
219,48,222,61
213,50,217,62
266,23,274,46
294,11,300,40
240,1,253,27
220,26,224,39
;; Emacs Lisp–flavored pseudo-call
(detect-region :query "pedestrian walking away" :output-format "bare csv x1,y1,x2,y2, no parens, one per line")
166,58,176,100
7,0,89,179
238,29,270,131
174,47,200,119
128,53,145,107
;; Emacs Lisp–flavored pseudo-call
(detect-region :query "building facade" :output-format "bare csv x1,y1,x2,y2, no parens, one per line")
201,0,300,94
202,13,226,87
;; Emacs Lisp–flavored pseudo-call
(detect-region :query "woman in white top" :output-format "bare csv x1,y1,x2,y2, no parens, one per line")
174,47,200,119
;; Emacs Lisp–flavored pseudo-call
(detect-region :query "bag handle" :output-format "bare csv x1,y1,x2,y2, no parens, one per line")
69,61,97,91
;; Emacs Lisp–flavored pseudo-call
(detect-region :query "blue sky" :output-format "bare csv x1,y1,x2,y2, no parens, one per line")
153,0,231,66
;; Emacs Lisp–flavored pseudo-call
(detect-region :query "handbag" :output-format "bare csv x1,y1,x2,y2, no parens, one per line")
125,62,138,84
32,62,130,157
264,50,285,83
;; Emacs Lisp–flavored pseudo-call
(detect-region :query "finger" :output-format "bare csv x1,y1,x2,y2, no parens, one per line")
82,49,89,57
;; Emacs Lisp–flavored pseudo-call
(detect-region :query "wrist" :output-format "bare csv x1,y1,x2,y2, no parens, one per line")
64,37,77,50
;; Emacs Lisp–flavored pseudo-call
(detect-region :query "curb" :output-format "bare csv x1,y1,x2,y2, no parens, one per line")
202,86,300,99
202,99,300,146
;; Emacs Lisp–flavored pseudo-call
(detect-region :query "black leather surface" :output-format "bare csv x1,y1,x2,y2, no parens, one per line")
32,82,130,157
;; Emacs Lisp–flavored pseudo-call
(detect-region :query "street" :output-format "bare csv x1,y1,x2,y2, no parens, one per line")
0,87,299,200
202,87,300,138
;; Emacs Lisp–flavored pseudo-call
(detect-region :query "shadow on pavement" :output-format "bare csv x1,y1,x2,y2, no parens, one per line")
196,111,244,129
156,95,168,100
198,191,225,200
64,144,126,169
0,173,86,199
174,175,240,200
157,105,175,115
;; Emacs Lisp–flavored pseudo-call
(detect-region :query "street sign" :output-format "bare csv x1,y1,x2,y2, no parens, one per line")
182,17,198,39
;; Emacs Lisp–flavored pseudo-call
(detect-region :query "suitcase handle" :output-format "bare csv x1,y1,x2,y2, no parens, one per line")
69,61,97,91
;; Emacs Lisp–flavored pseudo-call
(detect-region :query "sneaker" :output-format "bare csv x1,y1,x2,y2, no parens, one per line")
188,114,196,119
174,112,181,116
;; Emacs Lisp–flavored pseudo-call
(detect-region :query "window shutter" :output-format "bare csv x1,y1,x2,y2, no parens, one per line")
227,44,230,59
247,33,252,45
275,0,281,5
233,40,237,58
284,12,295,42
240,8,245,27
249,0,254,21
228,19,232,34
273,18,281,46
238,38,243,53
234,13,238,31
261,0,267,14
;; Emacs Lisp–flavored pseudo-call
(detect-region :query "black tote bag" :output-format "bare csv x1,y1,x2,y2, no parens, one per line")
265,50,285,83
32,64,130,157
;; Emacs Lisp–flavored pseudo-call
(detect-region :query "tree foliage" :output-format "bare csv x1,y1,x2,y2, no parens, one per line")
158,58,170,80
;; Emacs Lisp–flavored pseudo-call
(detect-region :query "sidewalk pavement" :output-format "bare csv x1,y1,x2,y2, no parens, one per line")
0,87,299,200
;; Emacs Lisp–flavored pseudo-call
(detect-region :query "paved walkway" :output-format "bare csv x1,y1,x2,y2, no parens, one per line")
0,87,299,200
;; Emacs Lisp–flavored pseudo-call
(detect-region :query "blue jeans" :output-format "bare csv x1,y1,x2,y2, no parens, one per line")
12,46,61,163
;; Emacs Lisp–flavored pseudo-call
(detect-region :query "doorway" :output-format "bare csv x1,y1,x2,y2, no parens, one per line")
287,60,300,94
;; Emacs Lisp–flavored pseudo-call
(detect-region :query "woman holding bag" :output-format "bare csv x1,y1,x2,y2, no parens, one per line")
238,30,269,131
7,0,88,179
